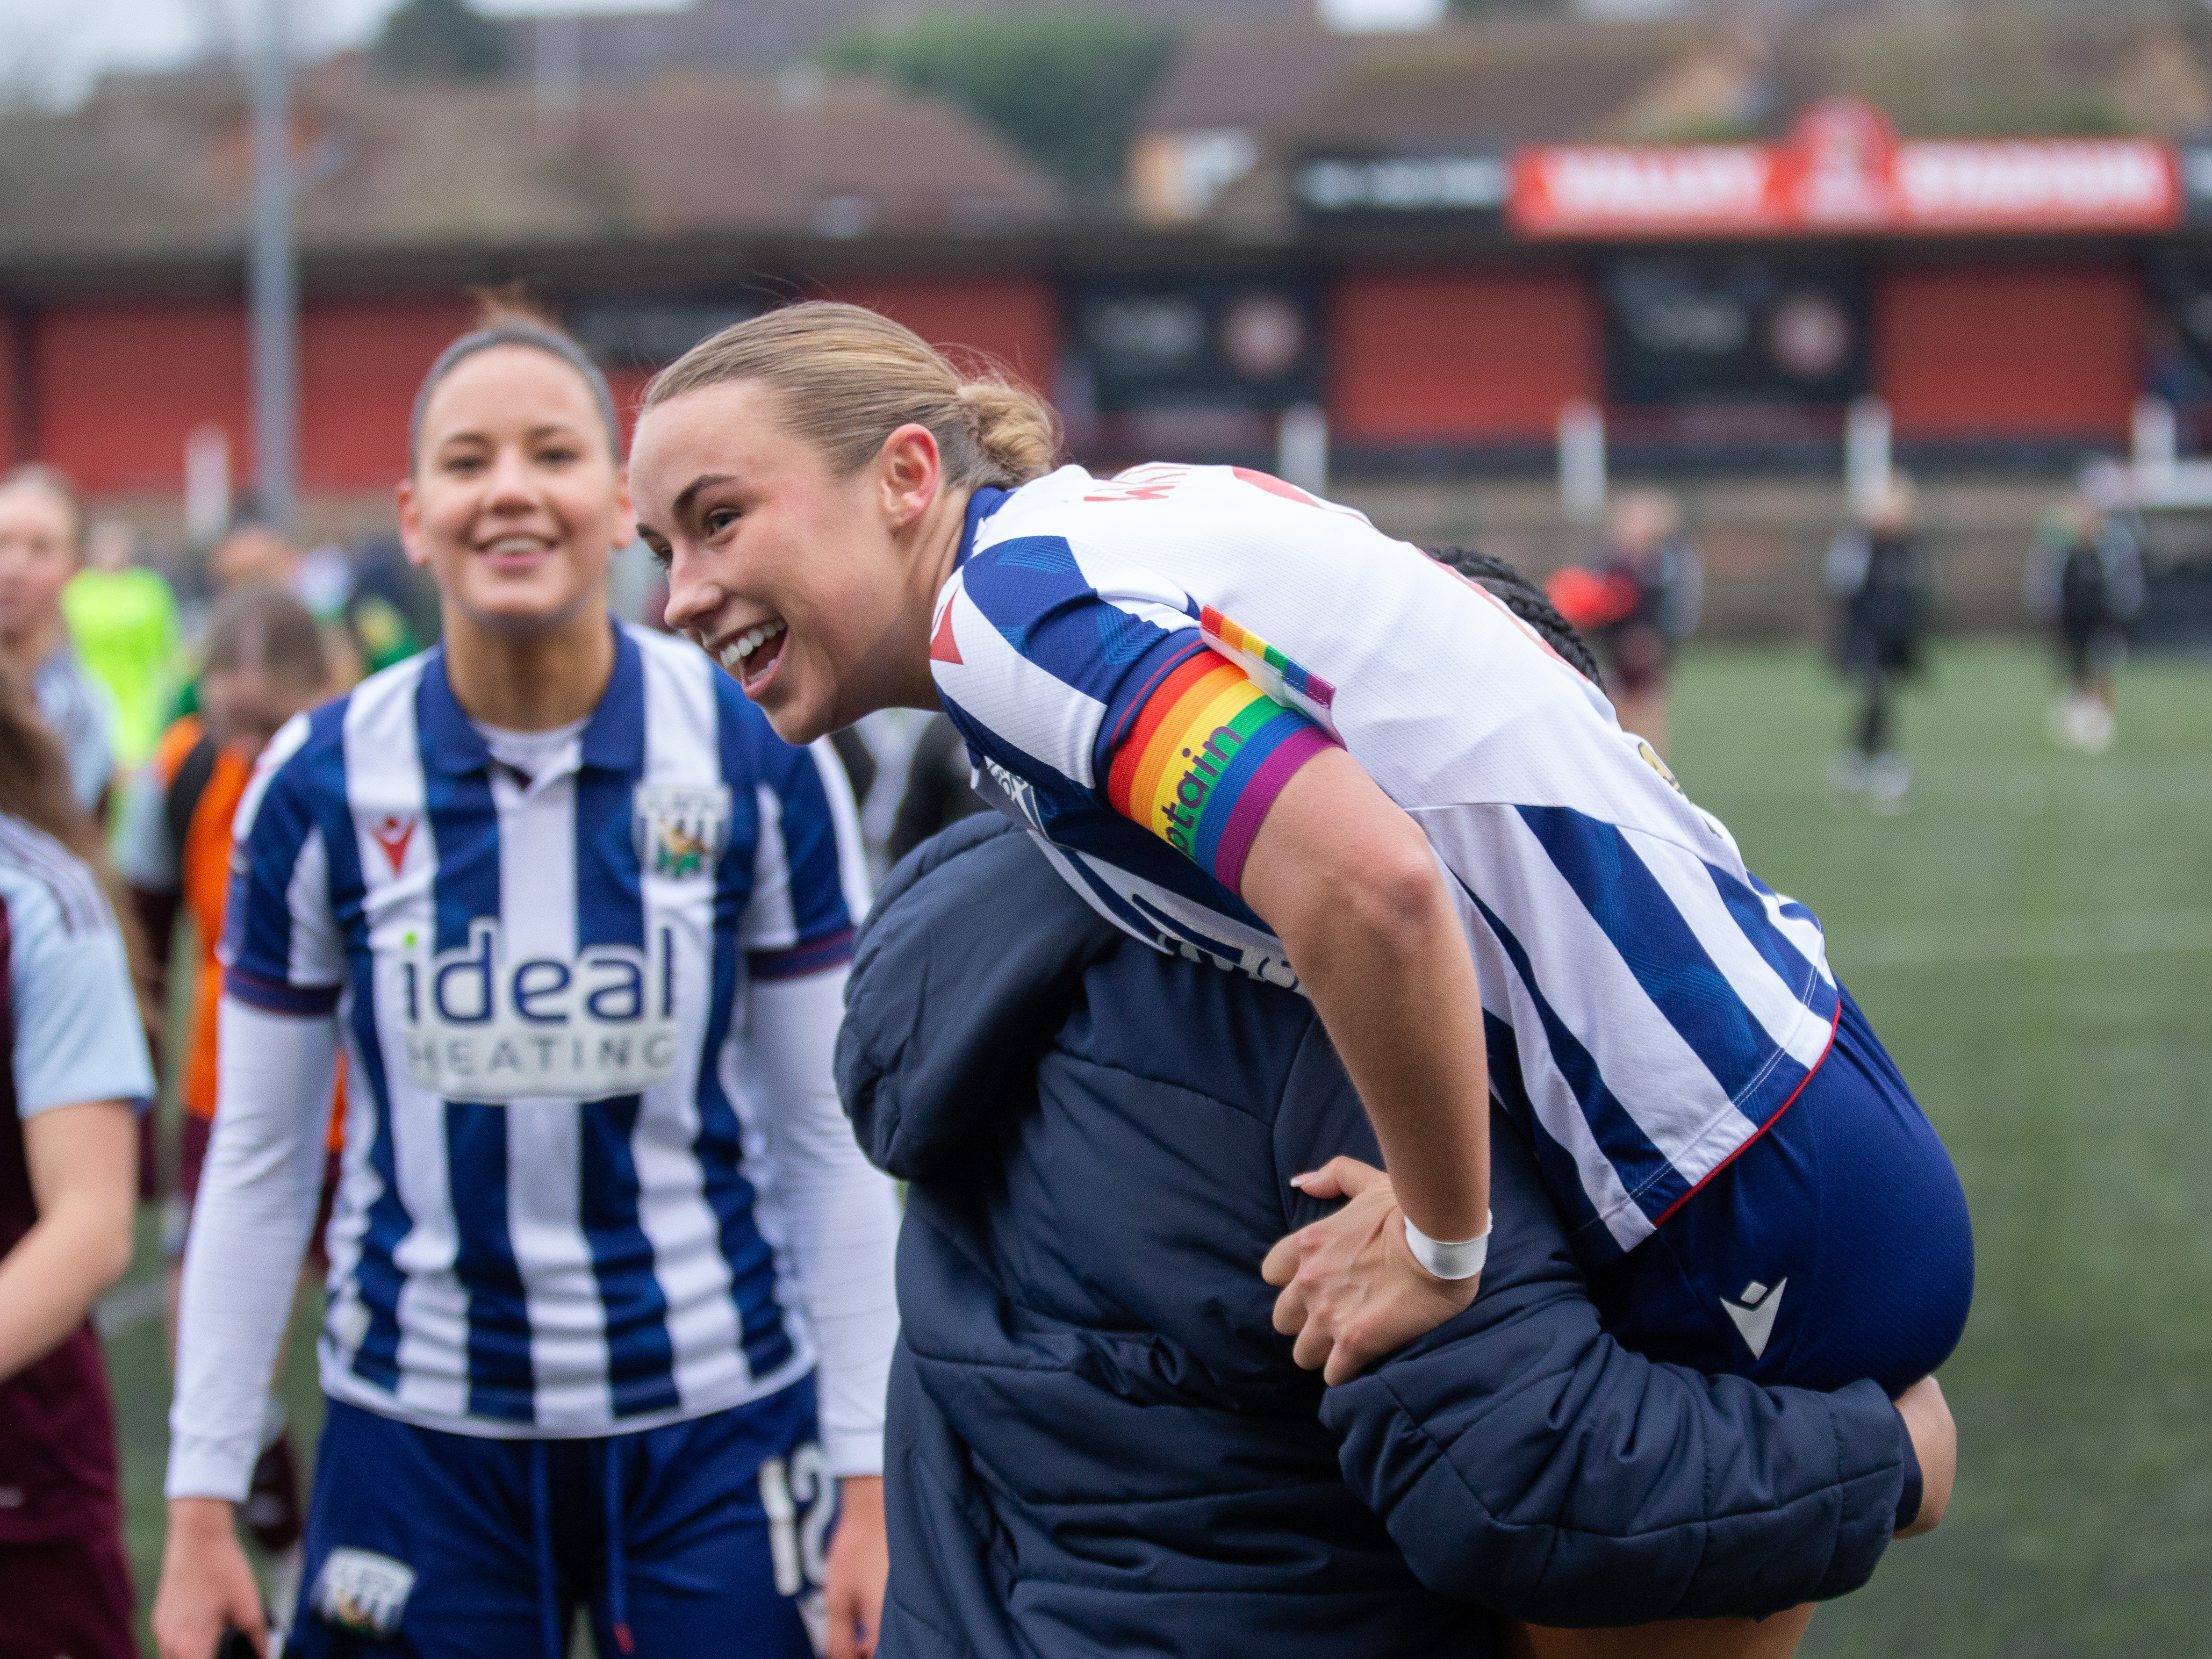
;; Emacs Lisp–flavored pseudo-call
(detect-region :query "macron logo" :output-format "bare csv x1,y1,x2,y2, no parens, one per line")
1722,1278,1786,1359
370,814,416,875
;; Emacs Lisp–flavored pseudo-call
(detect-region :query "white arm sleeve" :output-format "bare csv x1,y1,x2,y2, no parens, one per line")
165,997,340,1501
744,965,900,1479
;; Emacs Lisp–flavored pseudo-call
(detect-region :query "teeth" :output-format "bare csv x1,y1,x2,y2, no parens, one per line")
485,536,544,556
718,619,785,674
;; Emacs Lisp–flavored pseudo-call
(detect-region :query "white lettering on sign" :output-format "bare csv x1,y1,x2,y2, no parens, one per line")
398,919,681,1100
1297,155,1510,213
1536,147,1773,225
1895,141,2175,226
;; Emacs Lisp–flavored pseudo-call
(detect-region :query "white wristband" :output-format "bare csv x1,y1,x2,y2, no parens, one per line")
1403,1211,1492,1282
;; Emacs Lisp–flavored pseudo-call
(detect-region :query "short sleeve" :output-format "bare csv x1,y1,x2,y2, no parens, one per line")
7,871,154,1118
932,534,1342,898
740,736,864,981
930,533,1203,795
218,715,346,1016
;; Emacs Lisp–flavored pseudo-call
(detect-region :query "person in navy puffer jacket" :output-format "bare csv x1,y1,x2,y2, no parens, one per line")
837,817,1937,1659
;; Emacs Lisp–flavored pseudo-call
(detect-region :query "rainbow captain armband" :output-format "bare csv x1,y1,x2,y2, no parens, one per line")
1106,618,1342,897
1200,606,1342,740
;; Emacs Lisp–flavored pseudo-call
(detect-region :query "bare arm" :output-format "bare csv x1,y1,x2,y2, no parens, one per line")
1242,747,1491,1383
1242,747,1489,1242
0,1099,136,1383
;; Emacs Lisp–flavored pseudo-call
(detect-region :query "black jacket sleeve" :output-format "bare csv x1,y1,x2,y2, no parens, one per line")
1319,1107,1907,1625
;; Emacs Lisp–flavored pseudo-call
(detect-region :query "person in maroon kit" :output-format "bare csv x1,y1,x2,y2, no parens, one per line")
0,666,155,1658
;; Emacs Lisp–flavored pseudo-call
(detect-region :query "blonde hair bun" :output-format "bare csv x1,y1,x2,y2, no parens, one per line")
645,302,1060,491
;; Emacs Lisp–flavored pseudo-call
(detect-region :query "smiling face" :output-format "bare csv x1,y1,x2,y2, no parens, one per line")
631,379,944,746
398,344,632,637
0,482,80,654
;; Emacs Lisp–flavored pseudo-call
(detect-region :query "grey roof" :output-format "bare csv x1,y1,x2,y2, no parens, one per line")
0,57,1065,270
1142,5,2212,152
503,0,1316,81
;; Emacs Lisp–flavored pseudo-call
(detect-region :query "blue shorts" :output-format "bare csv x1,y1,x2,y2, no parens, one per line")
1590,985,1975,1397
287,1379,832,1659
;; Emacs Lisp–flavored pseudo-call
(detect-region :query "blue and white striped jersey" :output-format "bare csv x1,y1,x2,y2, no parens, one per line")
931,465,1839,1262
222,624,868,1434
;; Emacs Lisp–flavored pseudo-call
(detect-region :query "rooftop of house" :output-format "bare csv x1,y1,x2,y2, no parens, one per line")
0,57,1065,272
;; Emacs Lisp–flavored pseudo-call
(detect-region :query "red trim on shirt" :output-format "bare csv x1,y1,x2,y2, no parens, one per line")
1648,1000,1843,1231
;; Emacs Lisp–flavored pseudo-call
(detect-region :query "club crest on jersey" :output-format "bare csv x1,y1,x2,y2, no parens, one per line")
398,919,682,1100
634,784,730,881
978,756,1047,833
1635,739,1684,794
312,1547,416,1637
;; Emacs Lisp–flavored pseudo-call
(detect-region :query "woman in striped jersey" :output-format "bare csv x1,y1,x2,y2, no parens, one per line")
628,304,1971,1587
153,307,898,1659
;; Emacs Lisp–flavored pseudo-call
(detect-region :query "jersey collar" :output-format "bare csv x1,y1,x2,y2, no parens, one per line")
952,486,1011,572
418,620,646,779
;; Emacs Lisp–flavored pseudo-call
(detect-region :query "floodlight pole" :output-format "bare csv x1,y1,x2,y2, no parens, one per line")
249,0,297,532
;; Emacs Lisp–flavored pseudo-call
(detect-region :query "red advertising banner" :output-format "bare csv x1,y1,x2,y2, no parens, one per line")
1510,99,2180,239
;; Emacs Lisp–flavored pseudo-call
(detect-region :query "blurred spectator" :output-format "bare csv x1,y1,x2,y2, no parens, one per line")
1825,475,1931,815
229,525,361,686
1544,489,1702,756
2025,495,2142,755
345,534,440,670
833,708,983,885
605,537,666,630
0,667,156,1659
832,725,880,824
207,517,296,593
63,519,183,770
113,588,340,1620
200,517,432,700
886,713,988,869
2143,319,2212,455
0,467,115,816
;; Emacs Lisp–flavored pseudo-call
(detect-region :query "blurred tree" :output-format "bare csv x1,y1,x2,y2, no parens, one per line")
374,0,507,82
822,10,1180,202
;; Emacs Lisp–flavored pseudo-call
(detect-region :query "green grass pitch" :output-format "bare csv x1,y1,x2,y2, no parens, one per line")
99,639,2212,1654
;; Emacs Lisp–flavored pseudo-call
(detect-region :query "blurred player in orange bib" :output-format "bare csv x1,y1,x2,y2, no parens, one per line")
115,585,342,1613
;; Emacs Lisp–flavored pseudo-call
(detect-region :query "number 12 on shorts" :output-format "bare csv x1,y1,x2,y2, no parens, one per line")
759,1442,836,1653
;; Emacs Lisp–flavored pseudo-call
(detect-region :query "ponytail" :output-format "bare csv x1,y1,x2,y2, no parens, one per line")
1429,546,1605,689
645,302,1060,492
955,378,1060,488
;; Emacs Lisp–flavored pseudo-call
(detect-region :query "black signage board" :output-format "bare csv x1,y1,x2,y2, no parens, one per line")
567,299,766,372
2183,148,2212,229
1603,259,1869,408
1293,152,1511,230
2148,257,2212,396
1065,275,1323,413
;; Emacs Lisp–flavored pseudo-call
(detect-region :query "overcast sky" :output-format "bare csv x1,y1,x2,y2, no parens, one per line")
0,0,673,107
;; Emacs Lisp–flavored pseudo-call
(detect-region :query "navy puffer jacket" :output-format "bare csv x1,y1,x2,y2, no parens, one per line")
838,818,1910,1659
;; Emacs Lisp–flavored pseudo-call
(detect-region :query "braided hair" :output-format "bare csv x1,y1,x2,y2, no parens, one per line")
1427,546,1605,689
